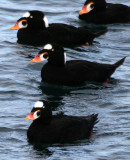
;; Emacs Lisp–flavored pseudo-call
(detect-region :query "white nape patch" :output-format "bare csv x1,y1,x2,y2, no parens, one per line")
64,52,66,64
34,101,44,108
23,12,30,18
44,44,52,50
43,16,49,28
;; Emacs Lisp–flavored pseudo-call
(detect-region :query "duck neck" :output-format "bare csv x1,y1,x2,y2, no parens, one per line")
34,110,52,125
28,19,47,30
48,52,66,67
95,1,107,11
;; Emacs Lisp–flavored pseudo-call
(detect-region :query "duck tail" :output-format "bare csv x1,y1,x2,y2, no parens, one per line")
94,28,108,37
88,114,98,135
89,114,98,125
114,56,126,68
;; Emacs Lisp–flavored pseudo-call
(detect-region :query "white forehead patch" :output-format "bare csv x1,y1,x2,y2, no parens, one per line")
44,44,53,50
43,16,49,28
34,101,44,108
23,12,30,18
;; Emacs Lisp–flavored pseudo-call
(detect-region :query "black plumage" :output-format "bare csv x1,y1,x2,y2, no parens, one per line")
30,43,126,86
26,100,98,143
10,10,107,45
79,0,130,24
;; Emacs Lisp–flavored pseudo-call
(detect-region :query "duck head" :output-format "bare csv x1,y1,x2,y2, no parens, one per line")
30,43,66,67
79,0,107,15
26,100,52,123
10,10,49,30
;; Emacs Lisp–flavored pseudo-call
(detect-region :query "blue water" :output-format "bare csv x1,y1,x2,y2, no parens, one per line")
0,0,130,159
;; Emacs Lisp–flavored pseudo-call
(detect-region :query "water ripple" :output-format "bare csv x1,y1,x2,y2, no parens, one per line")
0,0,130,160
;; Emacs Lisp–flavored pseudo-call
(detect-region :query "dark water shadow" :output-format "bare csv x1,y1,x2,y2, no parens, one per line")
37,78,119,111
27,134,96,158
28,142,53,158
39,78,119,96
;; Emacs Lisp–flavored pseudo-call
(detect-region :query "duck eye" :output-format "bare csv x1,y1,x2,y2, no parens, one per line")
22,21,27,26
43,54,48,59
86,3,94,13
37,111,41,116
33,110,41,120
91,4,94,9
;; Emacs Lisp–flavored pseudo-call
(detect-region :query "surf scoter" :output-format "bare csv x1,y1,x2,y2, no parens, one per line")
10,10,107,45
30,43,126,86
79,0,130,24
26,100,98,143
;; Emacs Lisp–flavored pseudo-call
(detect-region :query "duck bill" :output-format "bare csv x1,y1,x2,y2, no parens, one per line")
30,54,42,63
79,5,88,15
10,22,20,30
30,52,48,63
25,112,34,120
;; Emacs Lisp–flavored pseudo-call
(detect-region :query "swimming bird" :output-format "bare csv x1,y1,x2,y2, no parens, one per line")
30,43,126,86
79,0,130,24
26,100,98,143
10,10,107,46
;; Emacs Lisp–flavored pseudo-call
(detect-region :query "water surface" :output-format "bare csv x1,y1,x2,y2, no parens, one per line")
0,0,130,160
